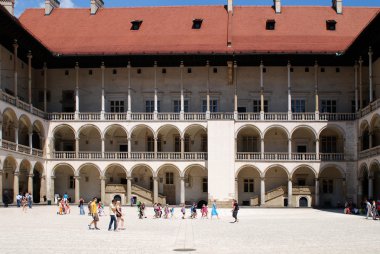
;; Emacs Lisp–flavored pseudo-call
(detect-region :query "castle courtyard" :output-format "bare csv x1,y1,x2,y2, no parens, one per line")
0,206,378,254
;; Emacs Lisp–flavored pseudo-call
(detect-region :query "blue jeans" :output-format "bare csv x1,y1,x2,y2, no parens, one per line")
16,199,21,207
79,205,85,215
108,215,117,230
28,201,32,208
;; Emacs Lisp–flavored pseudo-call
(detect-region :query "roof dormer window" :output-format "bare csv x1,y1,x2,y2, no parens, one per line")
326,20,337,31
131,20,143,31
266,19,276,30
192,19,203,29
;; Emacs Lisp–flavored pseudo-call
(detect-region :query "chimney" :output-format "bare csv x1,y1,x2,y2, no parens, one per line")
227,0,233,13
45,0,60,15
273,0,281,14
0,0,15,16
332,0,343,14
91,0,104,15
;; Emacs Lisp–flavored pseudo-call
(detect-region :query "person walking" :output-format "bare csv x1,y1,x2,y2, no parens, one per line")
108,199,117,231
371,200,378,220
232,199,239,223
79,198,85,215
211,200,219,220
21,195,27,213
27,193,33,209
181,204,186,219
16,193,22,207
88,197,100,230
116,201,125,230
365,199,373,219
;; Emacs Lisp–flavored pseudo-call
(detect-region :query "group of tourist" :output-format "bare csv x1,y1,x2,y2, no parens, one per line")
16,193,33,212
87,197,126,231
344,199,379,220
365,199,379,220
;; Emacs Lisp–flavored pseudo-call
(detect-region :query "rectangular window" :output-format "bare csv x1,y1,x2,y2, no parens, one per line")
244,179,254,193
321,136,337,153
202,178,208,192
173,100,189,113
240,136,257,152
322,179,334,194
253,100,268,113
110,100,125,113
174,135,191,152
165,172,174,185
201,135,207,152
145,100,160,113
321,100,337,113
69,176,75,189
147,136,154,152
202,99,218,112
291,99,306,113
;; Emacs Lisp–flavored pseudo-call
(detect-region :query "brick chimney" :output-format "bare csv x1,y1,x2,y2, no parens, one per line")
91,0,104,15
273,0,281,14
0,0,15,16
45,0,60,16
227,0,233,13
332,0,343,14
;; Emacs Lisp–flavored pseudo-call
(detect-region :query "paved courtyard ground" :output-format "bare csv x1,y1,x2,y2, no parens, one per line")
0,206,379,254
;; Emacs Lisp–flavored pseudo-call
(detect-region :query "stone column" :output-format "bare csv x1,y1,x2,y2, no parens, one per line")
233,61,238,120
153,177,159,203
127,61,132,120
15,126,18,151
127,138,131,159
288,139,292,160
13,40,18,99
354,61,359,112
40,175,46,203
368,176,373,199
0,171,2,204
287,61,292,118
127,177,132,205
316,139,320,160
359,57,363,109
261,138,265,160
314,61,319,116
13,172,19,203
180,61,185,120
180,137,185,159
74,176,80,203
29,130,33,153
27,51,32,110
260,61,265,120
315,178,320,207
369,47,373,102
74,62,79,120
100,177,106,203
154,61,158,120
101,138,105,158
75,137,79,158
100,62,105,119
369,132,373,149
260,177,265,206
50,176,55,203
28,174,33,194
0,123,2,147
288,178,292,207
154,137,158,159
235,177,239,202
180,177,185,204
206,61,210,119
43,63,48,112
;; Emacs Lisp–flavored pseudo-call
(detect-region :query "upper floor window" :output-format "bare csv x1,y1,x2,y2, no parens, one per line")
321,100,336,113
145,100,160,113
240,136,258,152
202,178,208,192
322,179,333,193
321,136,337,153
173,100,189,113
253,100,268,113
110,100,125,113
244,179,254,192
202,99,218,112
292,99,306,113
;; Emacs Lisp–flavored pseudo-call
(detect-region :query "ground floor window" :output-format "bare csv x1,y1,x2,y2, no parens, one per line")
322,179,333,194
69,176,75,189
244,179,254,192
202,178,208,192
166,172,174,185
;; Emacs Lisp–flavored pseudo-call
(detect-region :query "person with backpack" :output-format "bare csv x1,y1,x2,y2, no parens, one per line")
232,199,239,223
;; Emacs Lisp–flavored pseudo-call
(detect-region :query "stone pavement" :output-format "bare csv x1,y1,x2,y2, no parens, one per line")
0,206,379,254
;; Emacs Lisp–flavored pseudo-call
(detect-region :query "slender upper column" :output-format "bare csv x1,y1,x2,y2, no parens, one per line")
75,62,80,119
180,137,185,159
180,61,185,120
74,176,80,203
314,61,319,114
127,61,132,118
13,40,18,99
154,61,158,120
315,178,320,207
100,62,105,118
43,62,48,112
27,51,33,108
15,126,18,150
261,138,265,159
359,57,363,109
154,137,158,159
369,47,373,102
180,177,185,204
75,137,79,158
101,138,105,158
153,177,159,203
287,61,292,115
260,177,265,206
127,138,131,159
315,139,320,159
354,61,359,112
206,61,210,118
288,139,292,160
260,61,265,119
29,130,33,152
287,178,292,207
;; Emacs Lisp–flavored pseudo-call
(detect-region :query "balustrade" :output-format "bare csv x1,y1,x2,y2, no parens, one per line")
319,153,344,161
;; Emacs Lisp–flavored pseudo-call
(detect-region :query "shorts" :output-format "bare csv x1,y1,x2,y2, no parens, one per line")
92,213,99,221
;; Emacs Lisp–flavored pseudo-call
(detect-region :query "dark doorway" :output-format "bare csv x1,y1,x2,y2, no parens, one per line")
32,132,41,149
33,170,41,203
61,90,75,112
114,195,122,203
299,197,308,207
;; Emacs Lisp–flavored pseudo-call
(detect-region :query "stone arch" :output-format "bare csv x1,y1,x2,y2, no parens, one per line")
130,164,154,192
369,159,380,176
32,162,45,203
129,124,155,139
52,163,75,177
156,163,182,178
104,163,128,177
104,124,129,153
78,124,102,139
263,125,289,153
370,114,380,147
290,126,317,154
52,163,75,202
264,164,290,178
359,162,369,178
318,125,345,154
182,124,207,153
290,165,317,179
2,108,17,142
156,124,182,138
78,124,102,152
236,165,262,206
235,164,262,178
129,163,154,177
77,163,102,202
290,125,318,139
156,164,182,205
183,164,208,205
235,124,263,139
18,115,32,147
183,124,207,136
184,164,207,177
130,124,155,152
2,156,18,204
52,124,76,152
236,125,262,153
318,124,346,140
319,164,346,178
32,120,45,149
318,164,346,208
77,163,103,177
156,124,182,153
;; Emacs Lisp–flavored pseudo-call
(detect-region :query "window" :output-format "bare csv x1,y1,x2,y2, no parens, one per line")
253,100,268,113
147,136,154,152
162,68,166,74
266,19,276,30
321,100,336,113
213,68,218,73
305,67,310,72
192,19,203,29
112,69,117,75
351,100,356,113
240,136,258,152
202,99,218,112
297,179,306,186
89,70,93,75
321,136,337,153
244,179,254,192
145,100,160,112
110,100,125,113
173,100,189,113
202,178,208,192
326,20,337,31
201,135,208,152
187,68,192,73
38,91,51,102
165,172,174,185
335,68,340,73
69,176,75,189
322,179,334,193
131,20,143,30
291,99,306,113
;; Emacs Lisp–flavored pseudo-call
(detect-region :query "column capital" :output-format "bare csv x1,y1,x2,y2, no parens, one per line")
27,50,32,59
314,60,318,67
75,62,79,69
74,176,81,180
369,46,373,55
13,39,18,49
180,176,186,181
51,176,56,179
101,61,105,69
315,139,320,142
153,176,159,181
206,60,210,67
180,61,184,68
287,60,291,67
260,60,264,67
315,178,319,182
126,176,133,180
13,172,20,176
260,177,265,181
288,178,293,182
28,174,34,178
359,56,363,64
127,61,131,68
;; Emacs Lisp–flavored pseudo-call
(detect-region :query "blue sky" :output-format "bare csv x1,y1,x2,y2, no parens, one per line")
15,0,380,17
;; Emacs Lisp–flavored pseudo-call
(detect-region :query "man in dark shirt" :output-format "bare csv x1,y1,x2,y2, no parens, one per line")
232,199,239,223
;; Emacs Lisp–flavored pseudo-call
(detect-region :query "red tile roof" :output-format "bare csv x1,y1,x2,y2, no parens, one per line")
18,5,379,56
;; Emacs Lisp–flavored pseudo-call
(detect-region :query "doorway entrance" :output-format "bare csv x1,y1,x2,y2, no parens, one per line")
299,197,308,207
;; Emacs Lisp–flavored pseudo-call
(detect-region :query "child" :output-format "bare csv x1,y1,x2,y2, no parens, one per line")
170,206,175,218
201,204,208,219
163,205,169,219
181,204,186,219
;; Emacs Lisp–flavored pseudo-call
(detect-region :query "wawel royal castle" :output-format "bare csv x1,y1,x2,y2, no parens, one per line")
0,0,379,207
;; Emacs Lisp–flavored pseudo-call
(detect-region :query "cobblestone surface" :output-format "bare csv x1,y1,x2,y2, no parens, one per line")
0,206,379,254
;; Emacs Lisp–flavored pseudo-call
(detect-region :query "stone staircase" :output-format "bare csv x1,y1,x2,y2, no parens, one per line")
132,184,166,205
